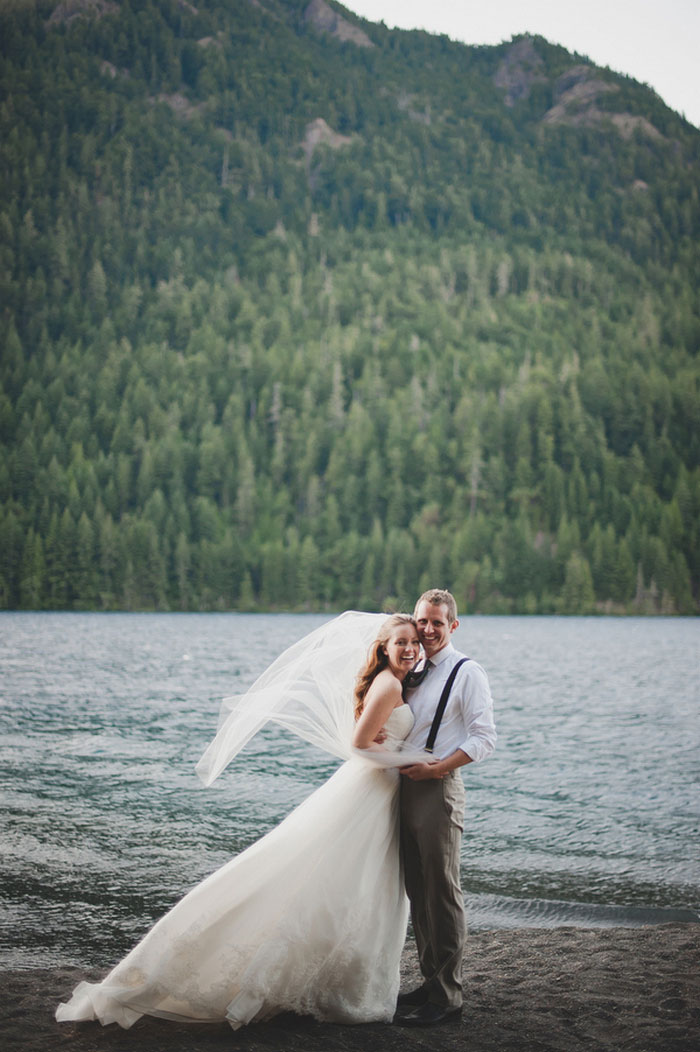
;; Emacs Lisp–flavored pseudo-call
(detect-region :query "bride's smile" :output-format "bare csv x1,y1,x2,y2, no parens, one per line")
384,627,420,680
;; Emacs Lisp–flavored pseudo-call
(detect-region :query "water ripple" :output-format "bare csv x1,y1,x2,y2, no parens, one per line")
1,612,698,967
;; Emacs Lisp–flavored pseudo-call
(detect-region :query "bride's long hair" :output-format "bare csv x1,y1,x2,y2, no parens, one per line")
353,613,417,720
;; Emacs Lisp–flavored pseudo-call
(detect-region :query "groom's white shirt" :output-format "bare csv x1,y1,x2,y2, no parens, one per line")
404,642,496,762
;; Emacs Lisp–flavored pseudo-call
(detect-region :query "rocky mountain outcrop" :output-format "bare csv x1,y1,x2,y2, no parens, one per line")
494,40,664,141
302,116,354,162
47,0,119,26
303,0,374,48
493,36,547,106
302,117,354,190
543,65,663,140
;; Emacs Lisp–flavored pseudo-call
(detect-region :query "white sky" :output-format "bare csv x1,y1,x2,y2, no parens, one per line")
343,1,700,129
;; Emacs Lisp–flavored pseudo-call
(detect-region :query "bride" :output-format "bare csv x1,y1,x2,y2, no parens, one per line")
56,612,431,1030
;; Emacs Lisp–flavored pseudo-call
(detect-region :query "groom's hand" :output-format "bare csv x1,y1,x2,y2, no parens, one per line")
399,761,444,780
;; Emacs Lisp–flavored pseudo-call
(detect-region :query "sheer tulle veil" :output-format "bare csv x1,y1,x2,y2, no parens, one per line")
196,611,431,787
55,612,420,1030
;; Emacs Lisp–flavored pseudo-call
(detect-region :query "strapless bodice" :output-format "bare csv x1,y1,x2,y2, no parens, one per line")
382,704,414,746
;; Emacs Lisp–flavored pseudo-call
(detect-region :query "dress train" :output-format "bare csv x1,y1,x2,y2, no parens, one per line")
56,705,413,1029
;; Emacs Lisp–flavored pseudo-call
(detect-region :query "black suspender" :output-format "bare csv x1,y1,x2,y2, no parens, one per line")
425,658,470,753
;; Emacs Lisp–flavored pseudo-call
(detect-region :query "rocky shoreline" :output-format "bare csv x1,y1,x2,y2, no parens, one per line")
3,925,699,1052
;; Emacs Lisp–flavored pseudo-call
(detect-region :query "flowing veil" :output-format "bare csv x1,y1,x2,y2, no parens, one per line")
55,611,425,1031
196,611,431,787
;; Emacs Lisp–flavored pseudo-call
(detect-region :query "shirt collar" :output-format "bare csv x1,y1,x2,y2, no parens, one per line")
426,642,456,667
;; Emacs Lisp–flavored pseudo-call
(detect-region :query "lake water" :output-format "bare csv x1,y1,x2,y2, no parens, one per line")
1,612,698,970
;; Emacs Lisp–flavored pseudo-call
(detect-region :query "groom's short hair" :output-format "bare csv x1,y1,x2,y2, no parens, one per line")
415,588,458,624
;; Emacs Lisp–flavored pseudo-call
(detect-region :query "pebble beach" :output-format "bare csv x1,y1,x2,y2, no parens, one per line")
4,925,698,1052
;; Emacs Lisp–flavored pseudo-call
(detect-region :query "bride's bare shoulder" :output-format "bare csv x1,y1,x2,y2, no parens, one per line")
367,668,402,699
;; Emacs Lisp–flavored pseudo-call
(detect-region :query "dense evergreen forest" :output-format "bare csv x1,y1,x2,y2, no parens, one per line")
1,0,699,614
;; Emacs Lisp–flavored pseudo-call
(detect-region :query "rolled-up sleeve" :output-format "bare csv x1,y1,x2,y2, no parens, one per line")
457,661,497,763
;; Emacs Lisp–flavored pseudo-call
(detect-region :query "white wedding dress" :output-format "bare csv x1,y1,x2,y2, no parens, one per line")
56,704,415,1030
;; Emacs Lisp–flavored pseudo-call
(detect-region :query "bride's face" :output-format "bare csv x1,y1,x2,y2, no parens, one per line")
383,625,420,678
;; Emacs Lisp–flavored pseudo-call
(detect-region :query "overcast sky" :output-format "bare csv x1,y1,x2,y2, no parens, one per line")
343,1,700,129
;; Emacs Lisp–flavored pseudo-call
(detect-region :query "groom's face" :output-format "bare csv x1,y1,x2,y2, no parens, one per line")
414,601,458,658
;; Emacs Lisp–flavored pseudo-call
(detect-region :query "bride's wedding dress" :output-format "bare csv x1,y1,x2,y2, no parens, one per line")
56,704,415,1030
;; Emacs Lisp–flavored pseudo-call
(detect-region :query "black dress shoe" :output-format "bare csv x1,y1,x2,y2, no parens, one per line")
396,986,429,1007
394,1002,462,1027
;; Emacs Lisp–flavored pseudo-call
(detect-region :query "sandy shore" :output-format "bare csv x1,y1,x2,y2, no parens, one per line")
3,925,698,1052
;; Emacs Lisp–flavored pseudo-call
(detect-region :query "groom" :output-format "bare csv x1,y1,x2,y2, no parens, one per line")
395,588,496,1027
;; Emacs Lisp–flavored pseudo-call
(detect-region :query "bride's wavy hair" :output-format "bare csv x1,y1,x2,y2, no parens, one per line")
353,613,417,720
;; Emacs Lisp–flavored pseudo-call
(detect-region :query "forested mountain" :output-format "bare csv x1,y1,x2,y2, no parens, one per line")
1,0,699,614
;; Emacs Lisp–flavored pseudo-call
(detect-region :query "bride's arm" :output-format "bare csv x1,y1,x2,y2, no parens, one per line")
352,671,402,750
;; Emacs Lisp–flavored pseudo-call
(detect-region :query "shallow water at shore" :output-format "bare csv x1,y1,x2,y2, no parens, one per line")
1,612,698,968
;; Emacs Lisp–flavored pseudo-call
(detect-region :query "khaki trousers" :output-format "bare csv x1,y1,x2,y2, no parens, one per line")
400,771,466,1008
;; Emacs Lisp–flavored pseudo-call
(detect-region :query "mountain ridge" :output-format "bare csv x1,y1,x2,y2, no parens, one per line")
0,0,698,614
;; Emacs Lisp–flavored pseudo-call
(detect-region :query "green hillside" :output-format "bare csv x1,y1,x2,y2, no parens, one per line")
1,0,698,614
